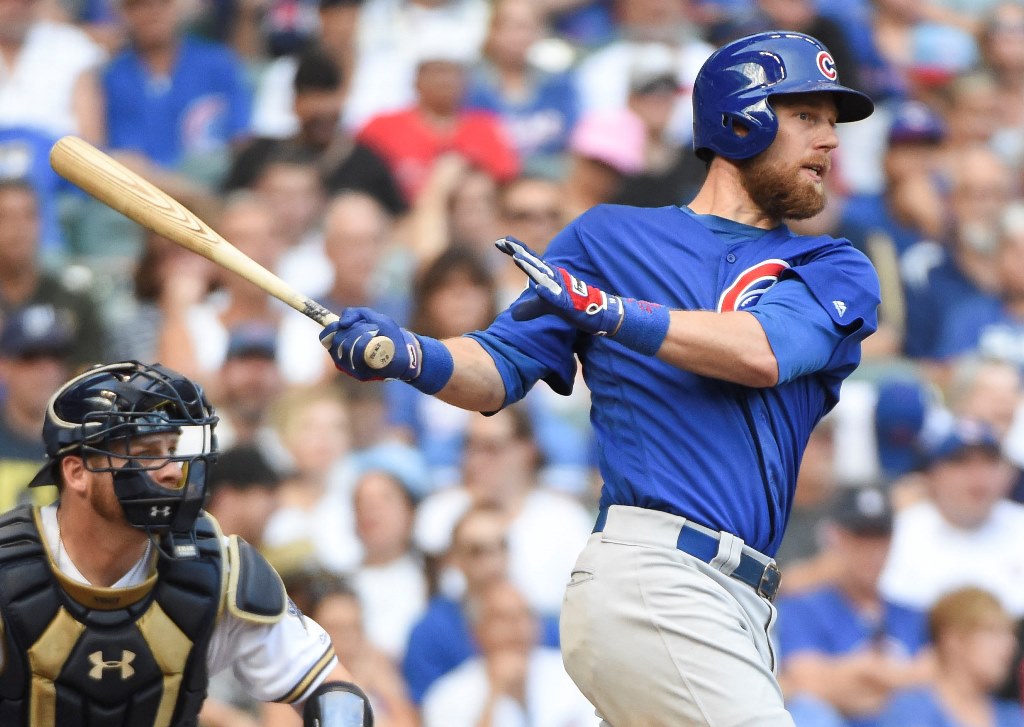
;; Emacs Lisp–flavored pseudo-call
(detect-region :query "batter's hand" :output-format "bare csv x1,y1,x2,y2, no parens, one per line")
320,308,423,382
495,236,626,336
495,236,671,356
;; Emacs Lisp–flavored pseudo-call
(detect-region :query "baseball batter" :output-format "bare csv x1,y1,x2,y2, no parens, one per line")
320,31,880,726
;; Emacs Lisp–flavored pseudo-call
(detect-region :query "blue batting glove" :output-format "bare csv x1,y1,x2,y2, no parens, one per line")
319,308,454,393
495,236,671,356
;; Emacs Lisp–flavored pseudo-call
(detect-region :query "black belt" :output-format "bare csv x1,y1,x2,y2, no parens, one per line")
592,507,782,602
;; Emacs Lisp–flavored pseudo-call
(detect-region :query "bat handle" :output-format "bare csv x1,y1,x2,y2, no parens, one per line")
303,301,394,370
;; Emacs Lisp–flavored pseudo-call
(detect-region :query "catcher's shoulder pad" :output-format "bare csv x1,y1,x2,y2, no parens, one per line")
225,534,287,624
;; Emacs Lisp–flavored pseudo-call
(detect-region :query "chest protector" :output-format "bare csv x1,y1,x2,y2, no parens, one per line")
0,505,224,727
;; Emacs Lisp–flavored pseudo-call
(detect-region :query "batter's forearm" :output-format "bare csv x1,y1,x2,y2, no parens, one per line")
433,337,508,412
656,310,779,387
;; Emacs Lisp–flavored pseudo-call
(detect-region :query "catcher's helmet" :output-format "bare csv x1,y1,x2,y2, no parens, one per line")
29,361,219,542
692,31,874,161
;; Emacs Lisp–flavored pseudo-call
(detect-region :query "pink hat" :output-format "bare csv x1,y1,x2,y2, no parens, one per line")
569,109,646,175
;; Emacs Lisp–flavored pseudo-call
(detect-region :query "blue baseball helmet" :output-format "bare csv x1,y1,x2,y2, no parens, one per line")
693,31,874,161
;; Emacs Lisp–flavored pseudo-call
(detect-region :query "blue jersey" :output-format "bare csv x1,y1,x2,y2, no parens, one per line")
103,36,251,169
877,688,1024,727
470,205,879,554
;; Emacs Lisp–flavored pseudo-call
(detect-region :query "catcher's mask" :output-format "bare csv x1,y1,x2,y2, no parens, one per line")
29,361,219,557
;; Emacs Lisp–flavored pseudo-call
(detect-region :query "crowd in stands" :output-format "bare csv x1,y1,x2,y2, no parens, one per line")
3,0,1024,724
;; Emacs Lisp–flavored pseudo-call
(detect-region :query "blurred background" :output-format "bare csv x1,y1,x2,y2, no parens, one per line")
2,0,1024,724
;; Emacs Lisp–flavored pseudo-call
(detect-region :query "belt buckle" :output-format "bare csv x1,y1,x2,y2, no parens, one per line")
757,562,782,601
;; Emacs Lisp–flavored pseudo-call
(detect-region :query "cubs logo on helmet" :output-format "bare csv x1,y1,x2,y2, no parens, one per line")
718,259,790,312
816,51,837,80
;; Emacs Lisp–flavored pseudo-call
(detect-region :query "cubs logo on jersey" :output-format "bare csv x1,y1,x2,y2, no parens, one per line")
718,259,790,312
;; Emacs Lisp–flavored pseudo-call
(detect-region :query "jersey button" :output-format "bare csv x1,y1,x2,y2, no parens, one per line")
726,253,737,263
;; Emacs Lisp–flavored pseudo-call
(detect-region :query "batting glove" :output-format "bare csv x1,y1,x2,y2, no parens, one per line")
319,308,453,394
495,236,670,356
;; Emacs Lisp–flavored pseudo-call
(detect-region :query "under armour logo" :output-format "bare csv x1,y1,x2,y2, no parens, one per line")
150,505,171,518
88,650,136,680
832,300,847,317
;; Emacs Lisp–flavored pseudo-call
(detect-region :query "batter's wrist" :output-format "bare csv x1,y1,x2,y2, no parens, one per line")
612,298,671,356
409,334,454,394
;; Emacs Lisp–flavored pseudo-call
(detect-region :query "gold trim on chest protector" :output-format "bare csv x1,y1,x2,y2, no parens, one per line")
28,607,85,727
137,602,194,727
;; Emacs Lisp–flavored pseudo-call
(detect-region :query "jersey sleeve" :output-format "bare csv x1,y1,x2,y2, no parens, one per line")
206,599,338,704
762,240,880,390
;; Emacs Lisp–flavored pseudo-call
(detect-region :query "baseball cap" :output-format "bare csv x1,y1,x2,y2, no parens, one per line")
628,43,679,96
874,378,930,478
0,304,74,359
831,485,894,535
225,323,277,360
350,441,430,501
207,445,282,493
888,100,945,146
412,30,477,68
926,418,1002,465
569,109,646,175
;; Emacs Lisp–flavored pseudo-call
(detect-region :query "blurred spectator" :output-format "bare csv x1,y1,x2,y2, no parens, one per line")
345,0,491,130
933,203,1024,369
612,42,706,208
350,465,428,661
413,406,593,617
778,485,932,727
250,0,362,134
495,174,565,304
103,0,251,188
937,72,1002,157
213,323,289,458
876,587,1024,727
946,357,1022,442
563,108,645,220
106,228,218,363
0,179,106,368
840,100,947,357
384,247,498,489
872,377,937,487
0,0,105,142
0,129,73,257
262,384,362,573
204,444,282,547
774,417,838,570
157,192,286,384
248,151,331,299
356,39,519,204
421,580,595,727
982,2,1024,172
0,304,72,510
879,419,1024,618
278,190,407,385
465,0,580,176
901,146,1011,363
543,0,615,48
228,48,407,215
403,504,562,705
574,0,713,146
307,577,419,727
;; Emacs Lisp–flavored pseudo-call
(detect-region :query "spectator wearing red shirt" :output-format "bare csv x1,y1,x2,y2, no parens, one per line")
356,41,520,203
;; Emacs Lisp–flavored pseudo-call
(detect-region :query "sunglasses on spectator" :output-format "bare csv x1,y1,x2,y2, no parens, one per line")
503,207,561,224
459,538,508,557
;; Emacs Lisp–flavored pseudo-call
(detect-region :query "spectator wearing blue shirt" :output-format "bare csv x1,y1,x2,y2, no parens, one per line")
103,0,252,187
877,587,1024,727
901,146,1009,361
778,485,932,727
464,0,579,177
934,202,1024,369
401,504,559,705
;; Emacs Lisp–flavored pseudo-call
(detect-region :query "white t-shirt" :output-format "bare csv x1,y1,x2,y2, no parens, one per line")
352,553,428,661
421,647,598,727
0,505,338,703
0,21,104,137
879,498,1024,617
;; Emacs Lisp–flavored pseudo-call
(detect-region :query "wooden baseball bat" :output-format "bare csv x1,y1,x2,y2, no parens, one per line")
49,136,395,369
